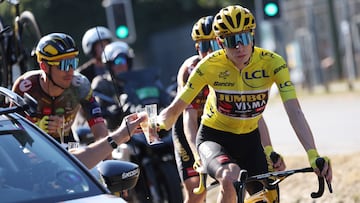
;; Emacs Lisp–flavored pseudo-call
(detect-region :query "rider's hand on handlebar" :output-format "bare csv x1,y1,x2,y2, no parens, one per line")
264,146,286,171
193,154,205,174
307,149,332,183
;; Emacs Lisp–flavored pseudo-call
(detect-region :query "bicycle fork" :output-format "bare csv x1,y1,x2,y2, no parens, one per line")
233,169,248,203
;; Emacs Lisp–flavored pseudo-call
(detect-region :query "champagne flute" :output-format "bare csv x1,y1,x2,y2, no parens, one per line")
57,116,65,147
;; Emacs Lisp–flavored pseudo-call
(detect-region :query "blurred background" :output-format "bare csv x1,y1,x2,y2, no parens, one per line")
1,0,360,91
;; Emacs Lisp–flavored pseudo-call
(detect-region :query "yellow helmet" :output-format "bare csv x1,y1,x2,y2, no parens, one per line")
191,16,215,41
213,5,256,37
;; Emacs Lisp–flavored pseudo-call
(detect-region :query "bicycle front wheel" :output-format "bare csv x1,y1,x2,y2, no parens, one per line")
17,10,42,73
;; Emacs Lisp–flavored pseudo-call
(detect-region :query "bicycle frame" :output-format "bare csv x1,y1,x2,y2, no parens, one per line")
0,0,41,89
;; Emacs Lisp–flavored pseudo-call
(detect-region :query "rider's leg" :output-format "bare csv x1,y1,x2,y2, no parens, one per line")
214,162,241,203
183,176,206,203
197,125,269,202
172,116,206,203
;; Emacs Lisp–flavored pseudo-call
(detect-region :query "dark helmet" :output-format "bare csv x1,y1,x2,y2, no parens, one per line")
191,16,215,41
36,33,78,62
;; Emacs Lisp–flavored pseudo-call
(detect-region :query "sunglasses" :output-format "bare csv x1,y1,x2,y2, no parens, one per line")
113,55,127,65
47,58,79,71
222,32,253,48
198,40,221,53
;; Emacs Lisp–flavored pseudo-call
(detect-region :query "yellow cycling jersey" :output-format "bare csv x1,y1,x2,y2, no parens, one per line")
179,47,297,134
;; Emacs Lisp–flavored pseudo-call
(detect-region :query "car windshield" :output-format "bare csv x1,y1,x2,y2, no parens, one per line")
0,115,105,203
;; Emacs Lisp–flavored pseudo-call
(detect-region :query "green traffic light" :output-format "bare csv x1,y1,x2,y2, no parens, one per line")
116,25,129,39
264,3,279,17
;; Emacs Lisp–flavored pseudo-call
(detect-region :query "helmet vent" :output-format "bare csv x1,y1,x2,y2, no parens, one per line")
244,17,250,28
225,15,234,28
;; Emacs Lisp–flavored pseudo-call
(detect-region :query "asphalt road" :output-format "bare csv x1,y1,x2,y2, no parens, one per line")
263,83,360,156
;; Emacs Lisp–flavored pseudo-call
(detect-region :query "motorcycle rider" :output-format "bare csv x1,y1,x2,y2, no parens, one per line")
73,26,114,139
77,26,114,82
91,40,135,130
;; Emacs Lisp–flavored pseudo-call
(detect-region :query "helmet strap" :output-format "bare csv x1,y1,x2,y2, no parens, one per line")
47,67,66,90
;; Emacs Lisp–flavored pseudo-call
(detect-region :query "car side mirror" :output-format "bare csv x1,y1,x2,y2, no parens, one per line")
97,160,139,193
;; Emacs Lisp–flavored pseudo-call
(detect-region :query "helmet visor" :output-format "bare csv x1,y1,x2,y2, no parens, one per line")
48,58,79,72
198,41,211,53
113,55,127,65
223,32,253,48
210,40,221,51
198,40,221,53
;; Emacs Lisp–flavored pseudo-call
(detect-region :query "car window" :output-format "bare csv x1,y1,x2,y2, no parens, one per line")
0,117,105,203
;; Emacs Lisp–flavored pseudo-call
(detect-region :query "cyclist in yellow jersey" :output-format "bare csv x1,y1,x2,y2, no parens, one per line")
173,15,285,203
158,5,332,202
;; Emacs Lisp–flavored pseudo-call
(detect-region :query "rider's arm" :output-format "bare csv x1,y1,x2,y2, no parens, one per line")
283,98,316,151
158,97,189,130
183,108,200,158
177,57,200,158
258,116,272,147
71,113,146,169
283,98,332,182
259,116,286,171
159,62,206,130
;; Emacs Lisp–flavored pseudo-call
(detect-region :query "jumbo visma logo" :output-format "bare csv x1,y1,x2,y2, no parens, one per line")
216,91,269,118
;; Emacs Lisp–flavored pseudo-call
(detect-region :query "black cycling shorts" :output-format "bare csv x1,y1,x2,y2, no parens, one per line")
196,124,268,194
172,115,199,182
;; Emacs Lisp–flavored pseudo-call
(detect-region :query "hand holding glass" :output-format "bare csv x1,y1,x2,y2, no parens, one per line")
137,104,163,145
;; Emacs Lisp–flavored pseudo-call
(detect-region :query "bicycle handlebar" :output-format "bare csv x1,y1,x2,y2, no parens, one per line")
311,158,333,197
248,157,332,199
195,157,333,200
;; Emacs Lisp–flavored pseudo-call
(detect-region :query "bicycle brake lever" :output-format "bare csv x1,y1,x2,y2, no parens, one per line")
311,158,328,198
317,158,333,193
270,151,280,163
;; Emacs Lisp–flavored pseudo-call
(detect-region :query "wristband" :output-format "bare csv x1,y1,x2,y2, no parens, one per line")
157,120,166,130
264,145,273,157
107,136,118,149
307,149,319,169
125,118,131,139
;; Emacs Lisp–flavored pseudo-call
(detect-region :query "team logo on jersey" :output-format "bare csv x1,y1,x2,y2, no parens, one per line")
195,68,204,77
55,108,65,115
186,82,194,90
19,79,32,92
279,80,294,92
92,107,102,115
260,51,275,59
213,81,235,86
216,155,231,164
274,64,287,75
42,107,52,115
244,69,270,79
216,90,268,118
218,70,230,79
